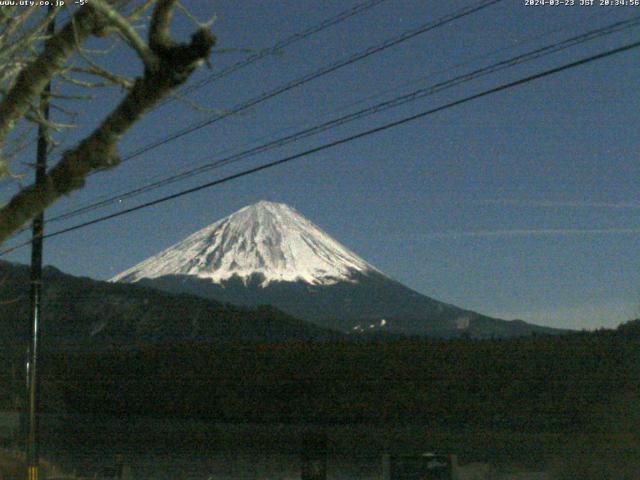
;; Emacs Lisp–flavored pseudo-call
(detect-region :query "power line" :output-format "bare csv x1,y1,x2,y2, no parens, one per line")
2,0,503,241
36,15,640,225
111,0,503,165
42,10,629,223
39,0,508,222
1,37,637,257
18,1,387,168
154,0,389,110
313,5,614,119
9,0,500,229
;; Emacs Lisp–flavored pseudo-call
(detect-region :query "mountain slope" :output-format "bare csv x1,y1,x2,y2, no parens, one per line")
0,260,341,349
135,271,560,338
113,200,378,287
114,201,564,338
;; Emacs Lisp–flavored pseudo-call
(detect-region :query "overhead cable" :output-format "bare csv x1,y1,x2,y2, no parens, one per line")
39,15,640,225
1,37,637,256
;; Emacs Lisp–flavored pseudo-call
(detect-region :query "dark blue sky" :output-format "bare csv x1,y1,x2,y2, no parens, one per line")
2,0,639,329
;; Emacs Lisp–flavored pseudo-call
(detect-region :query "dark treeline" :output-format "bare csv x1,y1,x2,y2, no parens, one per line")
32,320,640,435
1,320,639,474
0,260,342,349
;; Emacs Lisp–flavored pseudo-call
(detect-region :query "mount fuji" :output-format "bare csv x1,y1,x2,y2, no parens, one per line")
114,200,378,287
113,201,560,338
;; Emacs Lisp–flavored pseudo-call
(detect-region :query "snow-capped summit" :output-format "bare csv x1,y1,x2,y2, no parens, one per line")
111,201,562,338
112,200,380,287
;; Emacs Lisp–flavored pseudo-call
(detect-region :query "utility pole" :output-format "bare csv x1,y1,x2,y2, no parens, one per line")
26,7,56,480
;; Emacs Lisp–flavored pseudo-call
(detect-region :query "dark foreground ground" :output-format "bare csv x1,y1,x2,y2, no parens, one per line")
2,321,639,478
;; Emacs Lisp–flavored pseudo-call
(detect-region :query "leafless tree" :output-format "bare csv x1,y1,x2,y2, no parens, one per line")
0,0,215,245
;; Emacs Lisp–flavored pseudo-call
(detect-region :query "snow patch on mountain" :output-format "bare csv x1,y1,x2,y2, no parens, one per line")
112,201,380,287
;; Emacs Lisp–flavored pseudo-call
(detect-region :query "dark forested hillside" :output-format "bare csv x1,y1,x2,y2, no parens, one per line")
136,271,565,338
2,259,638,467
0,260,341,350
52,323,639,434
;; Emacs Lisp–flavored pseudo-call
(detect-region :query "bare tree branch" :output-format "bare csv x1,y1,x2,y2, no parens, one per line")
50,103,80,118
58,72,115,89
89,0,159,71
25,109,75,131
149,0,177,52
0,3,215,244
176,1,216,30
49,92,97,101
169,91,223,113
70,66,134,89
127,0,157,21
72,32,134,90
0,6,56,68
0,7,98,152
0,7,37,52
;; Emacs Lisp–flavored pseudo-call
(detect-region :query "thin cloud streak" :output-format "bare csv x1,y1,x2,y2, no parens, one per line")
484,199,640,209
426,227,640,239
489,300,637,330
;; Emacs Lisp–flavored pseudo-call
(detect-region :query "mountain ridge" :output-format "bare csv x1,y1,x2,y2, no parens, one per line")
0,260,342,349
114,201,565,338
113,201,379,287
